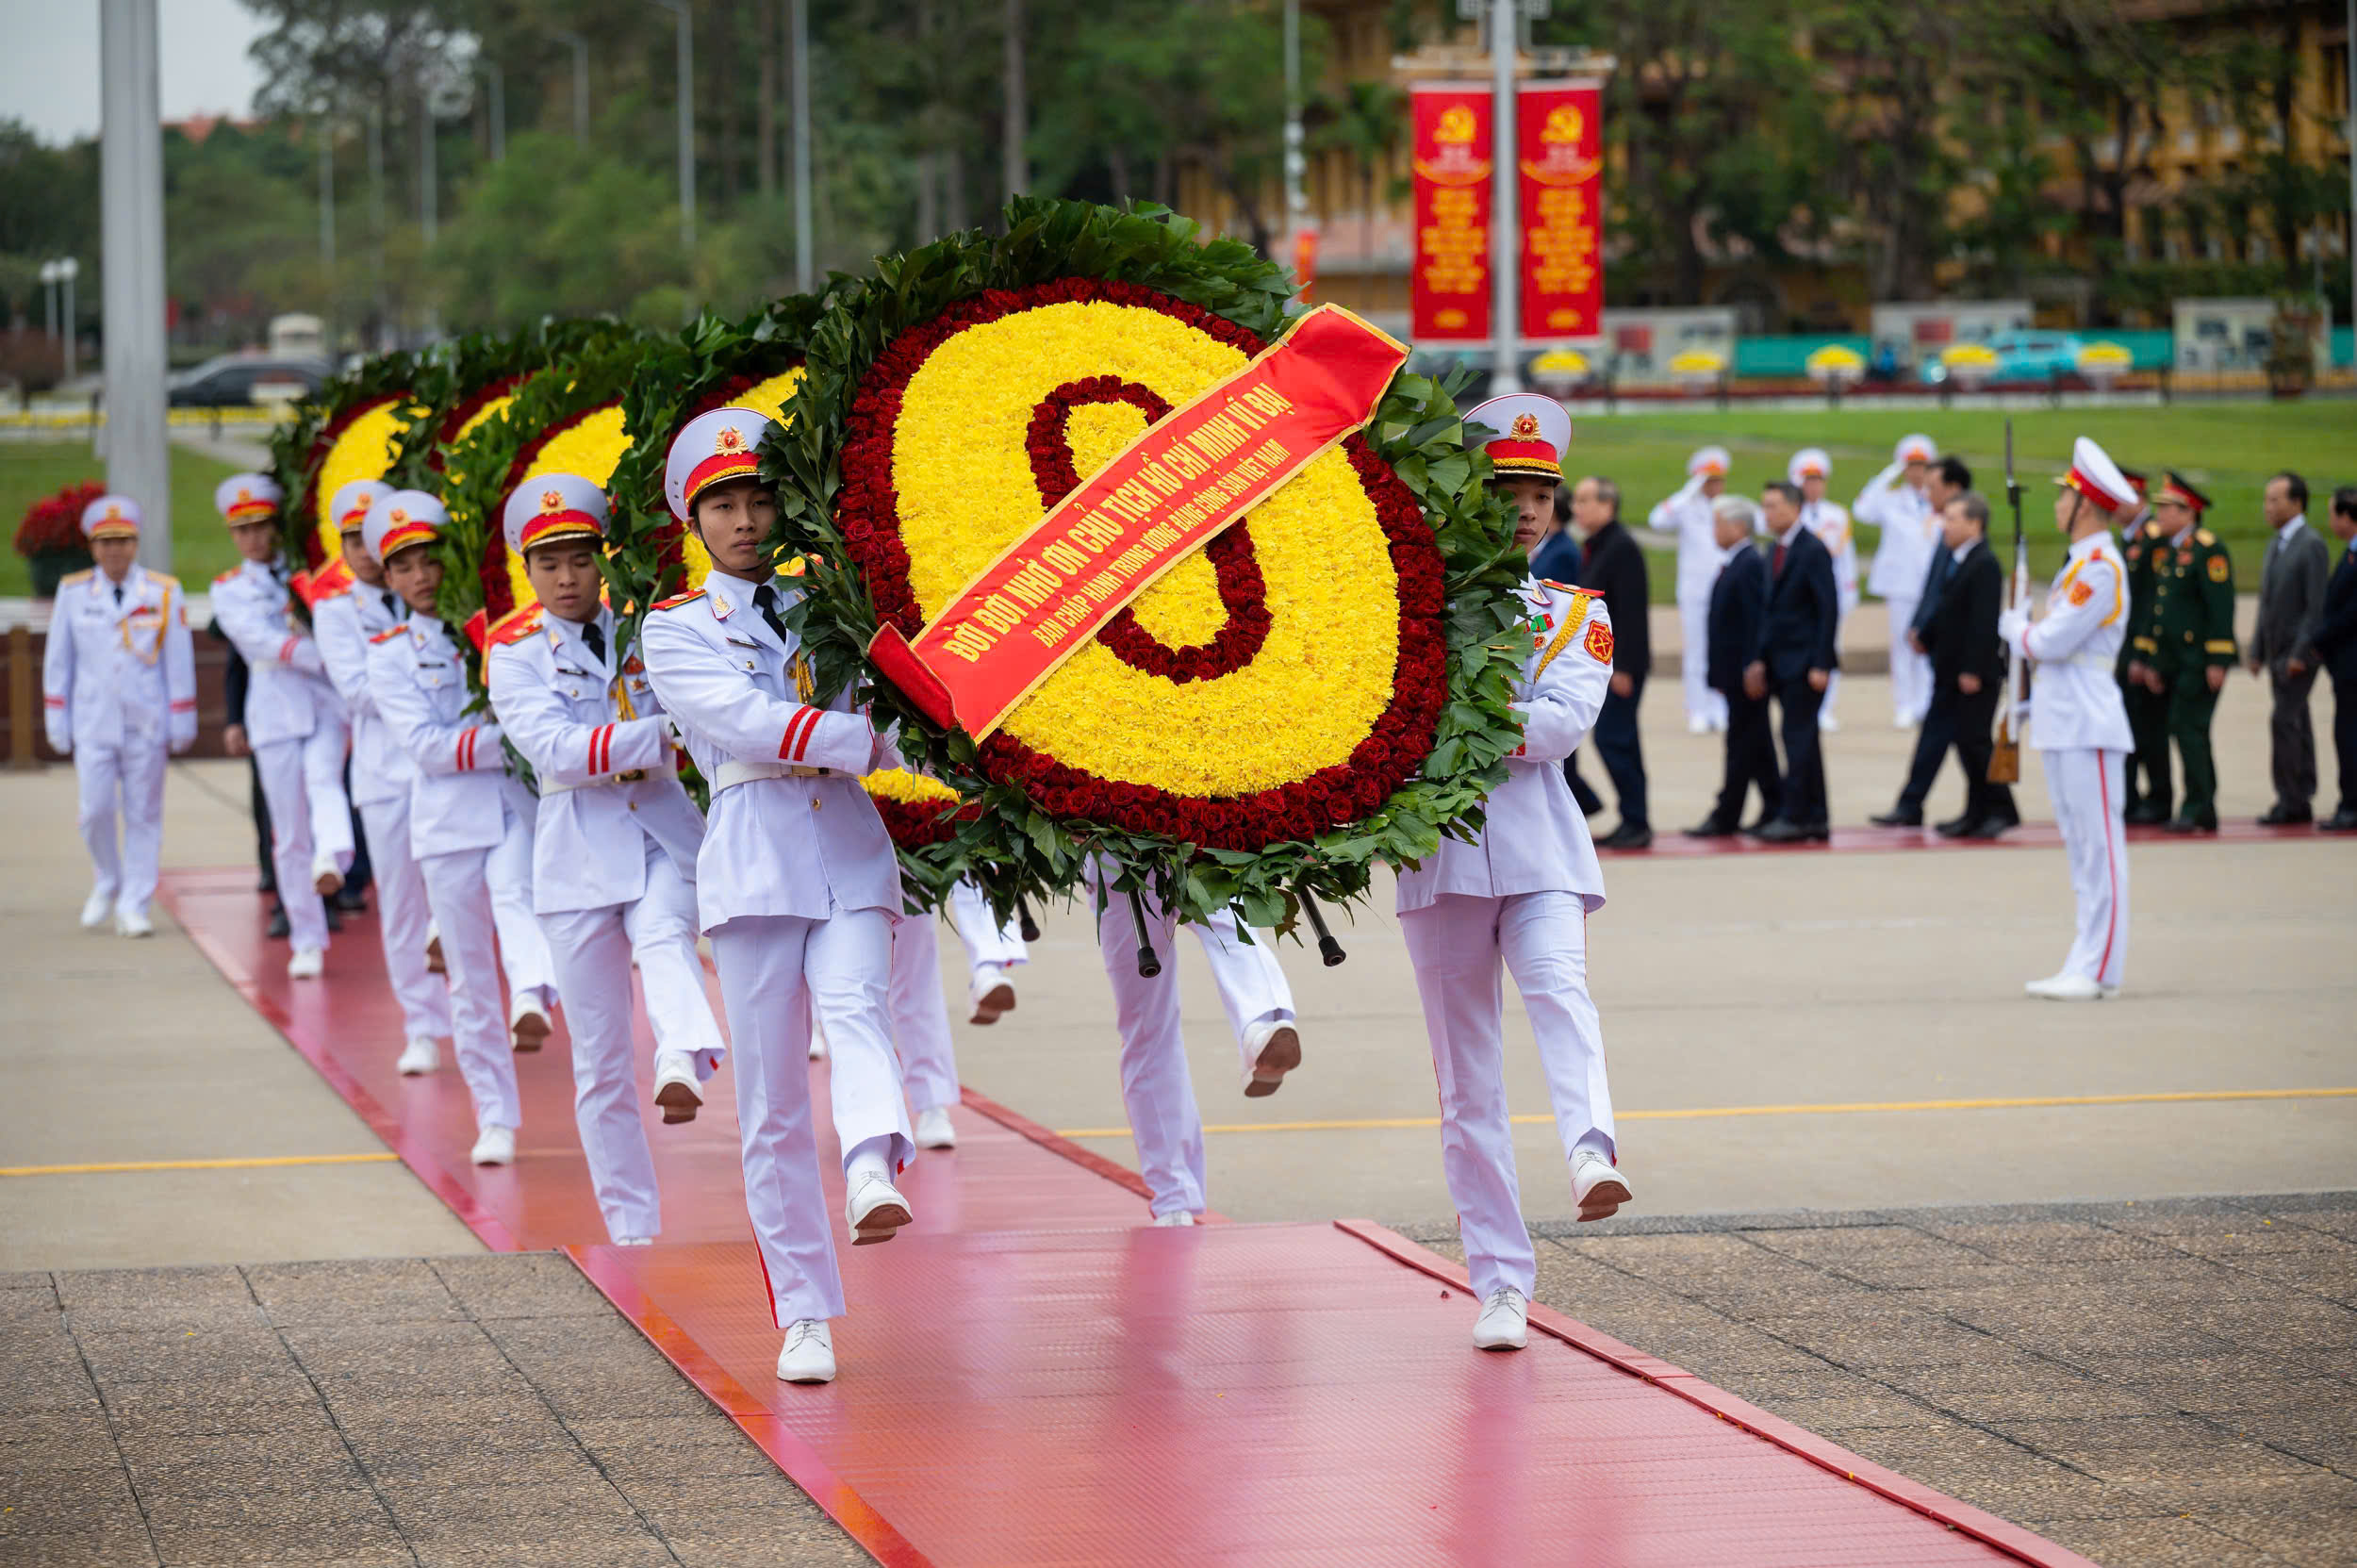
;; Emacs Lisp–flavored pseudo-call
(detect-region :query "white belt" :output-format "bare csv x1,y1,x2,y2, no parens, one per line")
2052,652,2114,672
713,758,841,793
538,769,647,795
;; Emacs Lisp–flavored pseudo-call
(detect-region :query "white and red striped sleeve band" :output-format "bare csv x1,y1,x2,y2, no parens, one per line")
277,636,299,663
778,706,821,763
170,700,195,711
45,696,66,707
587,723,614,776
454,728,485,771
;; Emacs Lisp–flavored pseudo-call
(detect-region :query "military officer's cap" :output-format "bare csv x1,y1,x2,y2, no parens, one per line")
2153,470,2212,515
504,470,609,556
80,495,142,541
1788,447,1832,485
332,479,395,536
2057,436,2136,516
1688,445,1731,479
214,472,284,525
1465,394,1571,481
1893,434,1938,467
361,489,447,564
667,406,777,522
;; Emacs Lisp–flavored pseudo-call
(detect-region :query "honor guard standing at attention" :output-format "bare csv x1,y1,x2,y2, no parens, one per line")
1402,393,1628,1353
2128,473,2236,834
1999,437,2136,1001
1856,435,1941,728
486,472,728,1245
1790,449,1858,731
42,496,194,936
2113,479,2170,823
639,407,915,1386
208,472,352,978
1651,446,1730,734
362,492,540,1164
312,479,452,1076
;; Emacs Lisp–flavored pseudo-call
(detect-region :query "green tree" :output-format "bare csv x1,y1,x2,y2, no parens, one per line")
430,132,687,327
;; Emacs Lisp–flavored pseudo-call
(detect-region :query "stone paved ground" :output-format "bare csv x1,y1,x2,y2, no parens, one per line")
0,1254,865,1568
1408,1191,2357,1568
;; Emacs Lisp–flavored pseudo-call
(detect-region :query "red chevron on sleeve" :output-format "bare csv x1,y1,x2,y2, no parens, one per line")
277,636,298,663
779,706,817,763
588,723,612,775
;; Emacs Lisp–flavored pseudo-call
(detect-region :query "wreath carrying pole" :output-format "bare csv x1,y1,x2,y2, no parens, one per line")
1295,882,1347,967
1124,886,1162,980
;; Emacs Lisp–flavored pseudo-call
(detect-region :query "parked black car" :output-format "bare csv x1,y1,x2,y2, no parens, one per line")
166,355,332,407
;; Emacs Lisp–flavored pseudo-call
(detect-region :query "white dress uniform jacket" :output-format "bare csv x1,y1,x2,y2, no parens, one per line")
2009,533,2135,754
366,615,530,856
44,565,196,755
1398,581,1612,914
1802,500,1860,610
638,569,900,932
210,558,344,746
1653,477,1729,729
1857,466,1936,601
313,574,416,810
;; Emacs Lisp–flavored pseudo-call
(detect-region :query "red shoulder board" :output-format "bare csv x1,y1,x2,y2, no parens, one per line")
213,568,240,586
368,624,407,646
462,608,489,653
304,557,355,605
1540,579,1580,593
651,589,706,612
486,604,545,649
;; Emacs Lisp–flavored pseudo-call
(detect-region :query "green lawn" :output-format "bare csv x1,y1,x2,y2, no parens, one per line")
1563,401,2355,599
1,440,246,597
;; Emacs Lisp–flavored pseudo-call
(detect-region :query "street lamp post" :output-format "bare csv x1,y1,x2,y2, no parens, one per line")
58,259,79,383
790,0,813,290
1489,0,1521,395
39,260,58,347
1283,0,1308,256
480,61,505,162
649,0,696,252
99,0,171,572
555,32,590,146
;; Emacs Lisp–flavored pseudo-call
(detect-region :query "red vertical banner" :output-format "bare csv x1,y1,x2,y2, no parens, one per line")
1410,84,1492,341
1517,80,1605,341
1292,226,1320,303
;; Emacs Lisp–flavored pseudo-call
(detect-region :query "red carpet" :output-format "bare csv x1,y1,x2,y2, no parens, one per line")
160,866,2095,1568
1608,817,2320,856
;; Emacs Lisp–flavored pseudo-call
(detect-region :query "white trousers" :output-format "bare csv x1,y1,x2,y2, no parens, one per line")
2040,748,2130,989
356,794,452,1044
887,916,961,1114
1399,890,1617,1302
1093,868,1298,1220
74,736,167,917
255,730,353,953
416,819,528,1135
536,842,721,1244
947,878,1026,972
1885,595,1928,724
710,908,912,1327
487,823,558,1013
1677,593,1728,727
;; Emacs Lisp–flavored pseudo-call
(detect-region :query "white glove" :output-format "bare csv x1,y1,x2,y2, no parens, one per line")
1997,607,2030,644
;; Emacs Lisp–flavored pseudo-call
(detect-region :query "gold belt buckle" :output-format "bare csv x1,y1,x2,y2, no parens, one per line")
788,766,830,779
616,769,645,783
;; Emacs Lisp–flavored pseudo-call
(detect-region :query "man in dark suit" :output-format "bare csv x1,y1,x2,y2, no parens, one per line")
1904,454,1974,673
1687,494,1778,835
2316,487,2357,832
2248,471,2332,825
1746,481,1840,841
1873,493,2018,835
1565,475,1654,849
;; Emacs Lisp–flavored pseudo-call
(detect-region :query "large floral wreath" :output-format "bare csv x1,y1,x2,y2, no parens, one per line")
268,352,421,580
769,199,1528,931
385,320,633,499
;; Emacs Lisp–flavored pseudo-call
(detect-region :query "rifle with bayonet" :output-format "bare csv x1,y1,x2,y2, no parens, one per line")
1988,419,2028,784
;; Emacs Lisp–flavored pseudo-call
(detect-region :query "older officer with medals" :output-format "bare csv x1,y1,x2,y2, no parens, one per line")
486,472,728,1246
42,495,194,936
1402,394,1631,1354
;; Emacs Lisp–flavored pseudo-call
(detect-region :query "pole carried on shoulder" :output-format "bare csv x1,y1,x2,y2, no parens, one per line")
1988,418,2028,784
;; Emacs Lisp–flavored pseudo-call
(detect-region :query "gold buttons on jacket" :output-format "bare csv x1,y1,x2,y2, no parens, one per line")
811,797,822,812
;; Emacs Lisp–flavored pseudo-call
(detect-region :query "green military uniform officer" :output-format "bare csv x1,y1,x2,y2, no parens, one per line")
2112,475,2172,821
2126,470,2235,832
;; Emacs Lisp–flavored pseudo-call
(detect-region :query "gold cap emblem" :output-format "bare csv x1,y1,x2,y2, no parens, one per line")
540,488,565,512
715,425,746,454
104,503,123,520
388,506,408,524
1510,413,1541,438
236,487,253,503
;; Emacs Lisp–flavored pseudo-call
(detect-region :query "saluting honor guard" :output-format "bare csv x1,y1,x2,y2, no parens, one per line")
362,492,544,1162
1790,449,1858,731
639,407,915,1386
2000,437,2136,1001
1651,445,1731,734
486,472,728,1244
207,472,353,978
42,495,194,937
311,479,453,1075
1856,435,1941,728
1403,394,1628,1353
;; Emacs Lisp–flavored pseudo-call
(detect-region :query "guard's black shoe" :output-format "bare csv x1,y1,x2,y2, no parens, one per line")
266,906,289,940
1869,807,1921,828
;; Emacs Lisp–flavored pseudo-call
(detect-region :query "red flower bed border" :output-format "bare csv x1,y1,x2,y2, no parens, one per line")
832,277,1447,851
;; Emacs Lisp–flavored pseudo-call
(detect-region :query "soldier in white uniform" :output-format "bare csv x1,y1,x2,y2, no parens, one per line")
2000,437,2137,1002
1650,446,1730,734
1791,449,1858,731
42,496,194,936
361,492,534,1164
312,479,453,1075
1856,435,1940,729
207,472,352,978
948,877,1025,1024
486,472,729,1244
1088,867,1305,1225
638,407,915,1386
1403,393,1630,1353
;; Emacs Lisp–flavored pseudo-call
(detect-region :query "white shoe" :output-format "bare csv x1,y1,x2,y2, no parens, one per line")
287,947,325,980
653,1052,702,1124
968,963,1016,1025
844,1169,913,1246
1893,714,1914,729
80,890,114,930
509,994,551,1053
1151,1211,1197,1227
1473,1286,1529,1350
614,1236,654,1247
396,1036,439,1076
1686,713,1710,735
776,1319,836,1384
1572,1148,1632,1221
470,1125,517,1166
1820,714,1841,734
2024,972,2112,1001
914,1106,957,1150
1242,1018,1301,1098
114,907,154,938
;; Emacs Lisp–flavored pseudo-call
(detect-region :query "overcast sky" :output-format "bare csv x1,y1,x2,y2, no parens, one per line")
2,0,268,145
